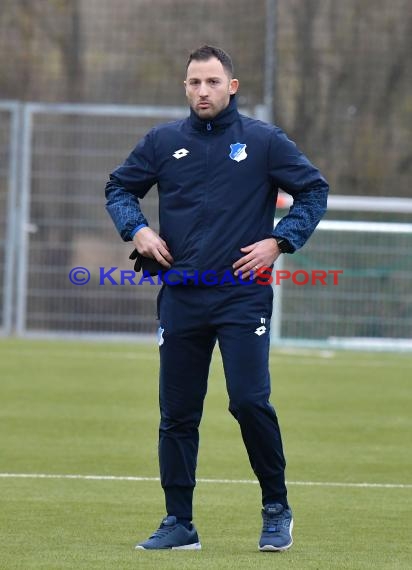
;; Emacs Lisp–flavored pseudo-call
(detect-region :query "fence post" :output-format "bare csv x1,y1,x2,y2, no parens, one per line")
271,253,283,344
264,0,277,123
15,104,33,337
2,102,20,335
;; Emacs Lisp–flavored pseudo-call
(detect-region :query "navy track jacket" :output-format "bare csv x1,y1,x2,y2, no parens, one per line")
105,96,329,277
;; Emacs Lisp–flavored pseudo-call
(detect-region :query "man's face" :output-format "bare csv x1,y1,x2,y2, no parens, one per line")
185,57,239,120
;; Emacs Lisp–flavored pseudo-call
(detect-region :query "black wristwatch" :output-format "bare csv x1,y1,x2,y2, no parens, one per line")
274,237,294,254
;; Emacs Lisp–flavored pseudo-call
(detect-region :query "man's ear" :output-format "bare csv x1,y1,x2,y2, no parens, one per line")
229,78,239,95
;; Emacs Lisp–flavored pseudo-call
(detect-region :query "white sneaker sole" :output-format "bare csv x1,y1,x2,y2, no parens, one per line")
172,542,202,550
135,542,202,550
259,538,293,552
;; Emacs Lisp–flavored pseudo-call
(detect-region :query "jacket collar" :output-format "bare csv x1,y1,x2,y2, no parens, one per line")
189,95,239,132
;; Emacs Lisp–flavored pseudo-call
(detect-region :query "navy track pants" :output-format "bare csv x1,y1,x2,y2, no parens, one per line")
157,282,288,520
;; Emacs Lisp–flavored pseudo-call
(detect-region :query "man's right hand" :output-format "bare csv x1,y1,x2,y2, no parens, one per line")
132,227,173,269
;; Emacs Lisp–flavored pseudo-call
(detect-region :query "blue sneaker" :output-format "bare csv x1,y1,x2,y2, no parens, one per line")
259,503,293,552
135,515,201,550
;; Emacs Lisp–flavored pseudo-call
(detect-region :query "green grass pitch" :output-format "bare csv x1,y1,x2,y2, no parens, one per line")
0,338,411,569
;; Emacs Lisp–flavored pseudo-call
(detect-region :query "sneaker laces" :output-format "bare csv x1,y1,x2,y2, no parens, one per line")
148,517,176,539
262,505,288,533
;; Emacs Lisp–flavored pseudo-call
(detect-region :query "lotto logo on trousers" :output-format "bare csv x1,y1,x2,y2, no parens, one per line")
254,318,267,336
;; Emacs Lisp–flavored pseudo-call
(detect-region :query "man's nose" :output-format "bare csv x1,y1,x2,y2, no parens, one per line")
199,82,209,97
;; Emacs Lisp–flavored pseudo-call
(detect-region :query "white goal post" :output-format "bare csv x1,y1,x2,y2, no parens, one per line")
271,219,412,351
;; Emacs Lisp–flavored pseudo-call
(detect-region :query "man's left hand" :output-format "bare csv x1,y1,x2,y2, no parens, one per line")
232,238,281,280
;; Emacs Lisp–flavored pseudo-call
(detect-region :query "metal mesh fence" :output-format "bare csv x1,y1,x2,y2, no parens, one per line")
0,0,411,197
22,106,188,335
0,0,411,346
0,0,266,105
13,97,412,342
0,102,411,345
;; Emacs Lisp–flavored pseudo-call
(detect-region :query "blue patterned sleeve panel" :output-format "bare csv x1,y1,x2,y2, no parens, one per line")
269,126,329,252
105,130,157,242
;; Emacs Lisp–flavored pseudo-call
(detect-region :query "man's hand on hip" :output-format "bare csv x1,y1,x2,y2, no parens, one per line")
232,238,281,280
133,227,174,269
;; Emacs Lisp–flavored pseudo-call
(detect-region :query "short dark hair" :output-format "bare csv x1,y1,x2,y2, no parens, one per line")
186,45,234,77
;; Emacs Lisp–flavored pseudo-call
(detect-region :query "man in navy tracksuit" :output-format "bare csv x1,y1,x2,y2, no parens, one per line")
105,45,328,551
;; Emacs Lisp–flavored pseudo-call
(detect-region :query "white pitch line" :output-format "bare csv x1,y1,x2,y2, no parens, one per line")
0,473,411,489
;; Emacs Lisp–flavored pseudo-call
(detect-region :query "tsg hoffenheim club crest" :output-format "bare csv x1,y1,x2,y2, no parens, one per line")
229,143,248,162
